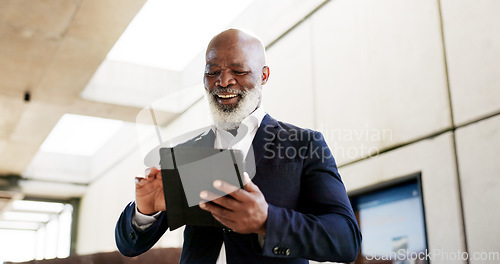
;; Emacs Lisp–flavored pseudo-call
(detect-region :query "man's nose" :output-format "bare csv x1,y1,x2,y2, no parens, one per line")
216,71,236,88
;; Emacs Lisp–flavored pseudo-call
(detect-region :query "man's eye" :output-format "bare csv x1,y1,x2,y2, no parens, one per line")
205,71,219,76
234,71,249,75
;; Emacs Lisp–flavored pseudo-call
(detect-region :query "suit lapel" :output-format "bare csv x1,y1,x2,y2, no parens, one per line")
193,128,216,148
183,118,277,167
251,114,279,166
180,128,216,148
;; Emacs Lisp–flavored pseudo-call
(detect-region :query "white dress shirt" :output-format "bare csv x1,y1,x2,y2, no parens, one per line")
213,105,265,159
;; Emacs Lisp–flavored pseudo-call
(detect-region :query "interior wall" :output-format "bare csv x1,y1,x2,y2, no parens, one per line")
455,116,500,263
265,0,451,166
440,0,500,126
75,100,209,254
76,0,499,262
76,141,141,255
341,133,464,264
262,0,499,263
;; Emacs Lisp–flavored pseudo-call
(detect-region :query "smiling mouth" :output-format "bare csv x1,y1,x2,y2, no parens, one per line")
217,94,238,99
213,93,241,109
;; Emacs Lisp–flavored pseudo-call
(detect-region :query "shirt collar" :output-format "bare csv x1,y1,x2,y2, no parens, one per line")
214,105,266,134
241,105,266,131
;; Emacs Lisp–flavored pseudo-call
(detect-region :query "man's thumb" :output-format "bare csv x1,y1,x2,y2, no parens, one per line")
243,172,258,192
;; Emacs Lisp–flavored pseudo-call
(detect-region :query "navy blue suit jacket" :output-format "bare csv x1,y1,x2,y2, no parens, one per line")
115,114,361,263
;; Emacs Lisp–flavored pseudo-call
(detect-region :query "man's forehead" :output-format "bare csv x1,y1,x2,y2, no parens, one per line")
205,61,245,68
206,46,248,63
207,42,245,55
205,30,265,67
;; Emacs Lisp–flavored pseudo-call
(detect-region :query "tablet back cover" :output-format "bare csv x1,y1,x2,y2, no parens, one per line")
160,147,244,230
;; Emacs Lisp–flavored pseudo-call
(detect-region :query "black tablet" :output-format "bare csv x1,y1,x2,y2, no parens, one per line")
159,146,244,230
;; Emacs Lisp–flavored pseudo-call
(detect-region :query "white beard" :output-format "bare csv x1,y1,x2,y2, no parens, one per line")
205,85,262,130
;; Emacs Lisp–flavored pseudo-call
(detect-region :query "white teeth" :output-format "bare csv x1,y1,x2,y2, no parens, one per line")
218,94,237,99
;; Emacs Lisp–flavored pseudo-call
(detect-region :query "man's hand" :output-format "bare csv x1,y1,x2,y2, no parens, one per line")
135,166,165,215
199,172,268,235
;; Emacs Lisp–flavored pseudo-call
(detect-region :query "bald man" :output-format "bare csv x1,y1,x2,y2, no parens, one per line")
115,29,361,263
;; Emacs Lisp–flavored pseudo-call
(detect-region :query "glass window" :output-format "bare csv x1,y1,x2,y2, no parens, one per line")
350,177,429,264
0,200,73,263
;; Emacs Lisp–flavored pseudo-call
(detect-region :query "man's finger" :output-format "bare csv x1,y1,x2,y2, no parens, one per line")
136,166,162,185
243,172,251,185
242,172,260,193
213,180,239,193
153,168,162,180
199,201,229,217
201,191,240,210
135,174,146,185
213,180,251,201
199,190,224,203
149,167,162,180
211,214,235,230
199,202,235,227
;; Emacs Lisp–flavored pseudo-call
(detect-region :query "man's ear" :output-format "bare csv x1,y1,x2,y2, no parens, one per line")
261,66,270,85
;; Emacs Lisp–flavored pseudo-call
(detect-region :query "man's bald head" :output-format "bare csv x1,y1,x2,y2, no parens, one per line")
206,29,267,70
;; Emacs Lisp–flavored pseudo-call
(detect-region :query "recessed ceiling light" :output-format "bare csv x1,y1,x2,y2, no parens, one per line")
11,200,66,214
0,221,39,230
40,114,124,156
3,212,51,223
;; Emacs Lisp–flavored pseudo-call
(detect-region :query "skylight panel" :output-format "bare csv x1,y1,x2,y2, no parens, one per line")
40,114,124,156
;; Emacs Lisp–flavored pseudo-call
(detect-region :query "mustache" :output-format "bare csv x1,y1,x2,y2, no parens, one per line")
210,88,248,96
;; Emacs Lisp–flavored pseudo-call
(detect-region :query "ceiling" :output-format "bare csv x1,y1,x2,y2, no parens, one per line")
0,0,181,179
0,0,324,200
0,0,328,242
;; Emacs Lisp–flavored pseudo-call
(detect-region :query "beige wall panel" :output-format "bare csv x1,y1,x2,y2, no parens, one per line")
181,50,205,89
311,0,451,165
264,21,315,129
4,0,79,36
77,147,141,254
9,101,64,144
0,25,60,96
231,0,324,46
66,0,147,46
77,130,184,254
0,0,11,22
0,95,27,140
342,133,465,264
0,140,6,157
441,0,500,126
161,99,212,140
77,100,213,253
0,141,39,174
0,102,64,174
34,37,109,103
455,115,500,264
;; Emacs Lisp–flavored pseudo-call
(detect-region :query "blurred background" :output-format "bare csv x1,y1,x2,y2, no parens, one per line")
0,0,498,263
